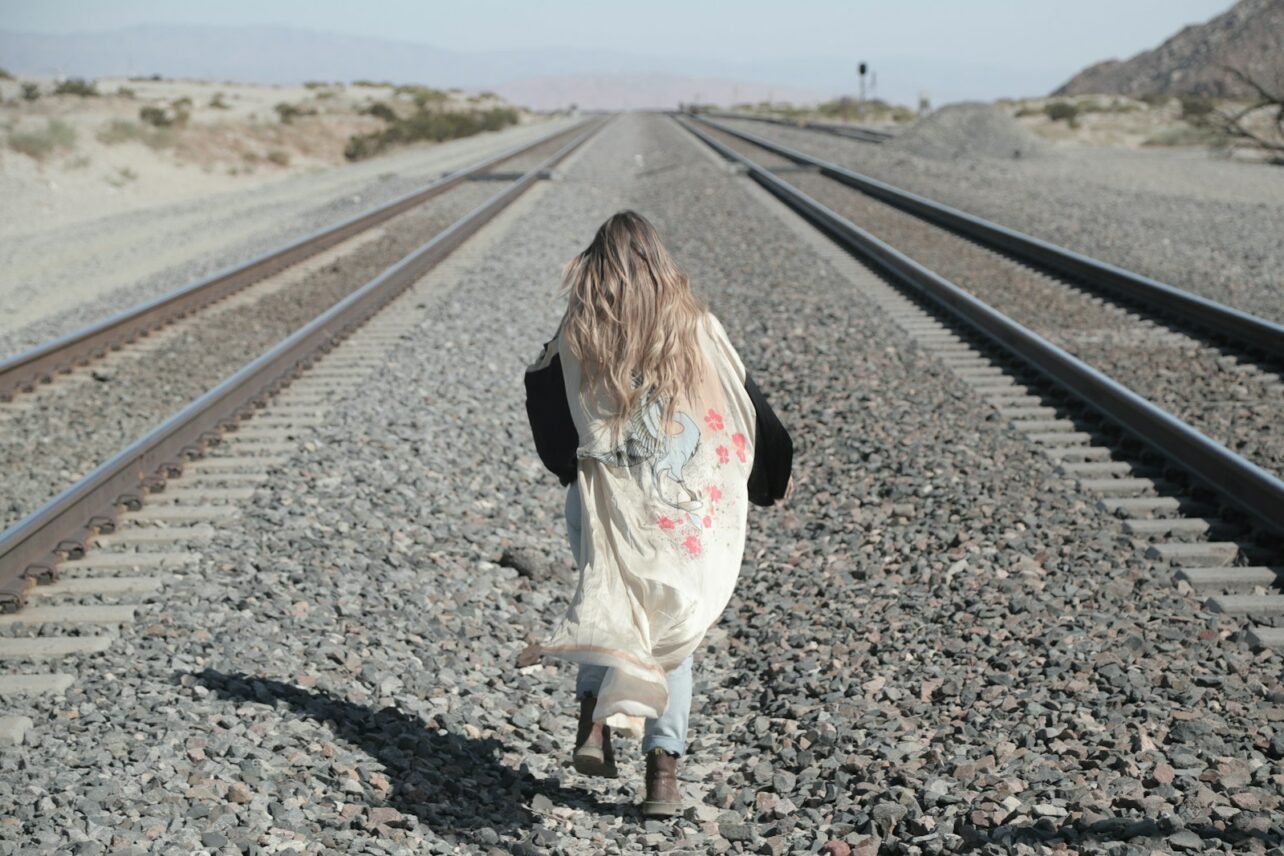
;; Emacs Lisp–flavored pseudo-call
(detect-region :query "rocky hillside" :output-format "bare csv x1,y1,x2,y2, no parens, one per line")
1054,0,1283,97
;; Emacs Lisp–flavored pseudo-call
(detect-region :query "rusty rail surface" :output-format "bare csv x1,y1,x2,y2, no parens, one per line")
0,117,608,610
676,114,1284,540
0,119,592,402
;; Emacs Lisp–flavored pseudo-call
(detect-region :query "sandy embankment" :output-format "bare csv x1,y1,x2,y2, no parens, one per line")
0,76,572,347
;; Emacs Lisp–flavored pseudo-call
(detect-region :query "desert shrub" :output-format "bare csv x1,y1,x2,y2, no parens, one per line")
21,82,39,101
344,105,519,161
395,84,448,109
115,86,136,98
1180,95,1216,125
361,101,398,122
813,97,897,119
274,102,315,123
169,97,192,125
129,73,164,82
1044,101,1079,123
890,106,916,123
479,106,519,131
209,92,229,109
8,119,77,159
101,117,174,149
266,148,290,165
143,129,177,150
139,105,174,127
343,135,377,160
97,119,143,144
1140,93,1170,108
0,68,12,80
1143,125,1224,147
1078,99,1140,115
54,78,99,97
353,79,393,88
303,81,327,89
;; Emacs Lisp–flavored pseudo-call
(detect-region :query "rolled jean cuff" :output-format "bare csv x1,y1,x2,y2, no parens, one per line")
642,735,685,756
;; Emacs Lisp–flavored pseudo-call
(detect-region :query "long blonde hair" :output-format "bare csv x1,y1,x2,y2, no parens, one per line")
561,211,707,430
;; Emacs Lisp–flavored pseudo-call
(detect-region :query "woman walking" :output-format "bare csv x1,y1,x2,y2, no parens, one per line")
522,211,793,816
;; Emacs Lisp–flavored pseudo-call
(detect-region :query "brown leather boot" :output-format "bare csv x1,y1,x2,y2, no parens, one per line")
572,693,618,778
643,748,683,817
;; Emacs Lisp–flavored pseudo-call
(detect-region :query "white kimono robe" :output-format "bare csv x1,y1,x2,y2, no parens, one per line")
525,312,757,736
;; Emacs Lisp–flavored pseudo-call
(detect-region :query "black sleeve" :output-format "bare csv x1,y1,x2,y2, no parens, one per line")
524,351,579,485
745,372,793,507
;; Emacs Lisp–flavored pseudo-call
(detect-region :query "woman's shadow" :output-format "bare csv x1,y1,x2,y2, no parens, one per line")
190,669,622,842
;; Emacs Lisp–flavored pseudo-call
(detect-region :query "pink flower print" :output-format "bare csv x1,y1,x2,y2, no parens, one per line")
708,485,722,503
684,534,702,556
704,408,724,431
657,516,676,530
716,445,730,465
702,515,713,528
731,433,747,463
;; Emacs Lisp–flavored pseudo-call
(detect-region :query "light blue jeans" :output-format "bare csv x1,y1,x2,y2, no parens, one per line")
565,484,693,756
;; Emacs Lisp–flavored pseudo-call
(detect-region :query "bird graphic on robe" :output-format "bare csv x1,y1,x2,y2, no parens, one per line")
581,396,704,527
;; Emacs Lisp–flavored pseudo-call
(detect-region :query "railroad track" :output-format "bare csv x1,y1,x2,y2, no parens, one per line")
696,114,1284,360
701,110,896,144
686,115,1284,472
693,115,1284,469
0,120,595,536
0,120,588,406
674,113,1284,650
0,112,606,727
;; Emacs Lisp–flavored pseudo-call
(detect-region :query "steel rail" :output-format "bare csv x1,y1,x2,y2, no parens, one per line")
676,114,1284,538
694,114,1284,362
701,110,894,144
0,117,608,610
0,118,593,402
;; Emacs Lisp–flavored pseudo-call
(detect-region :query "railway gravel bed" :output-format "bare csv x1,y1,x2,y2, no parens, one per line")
701,122,1284,480
0,117,581,355
0,165,517,531
3,113,1284,854
716,117,1284,326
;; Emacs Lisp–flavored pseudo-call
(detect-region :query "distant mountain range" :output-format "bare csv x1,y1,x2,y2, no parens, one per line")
1055,0,1283,97
0,24,1070,109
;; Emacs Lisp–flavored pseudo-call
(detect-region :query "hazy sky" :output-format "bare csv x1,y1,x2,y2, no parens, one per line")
1,0,1233,71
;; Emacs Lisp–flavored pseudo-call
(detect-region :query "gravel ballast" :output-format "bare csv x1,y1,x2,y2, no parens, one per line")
886,103,1050,161
718,116,1284,325
0,131,578,532
0,179,498,532
700,122,1284,478
2,113,1283,854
